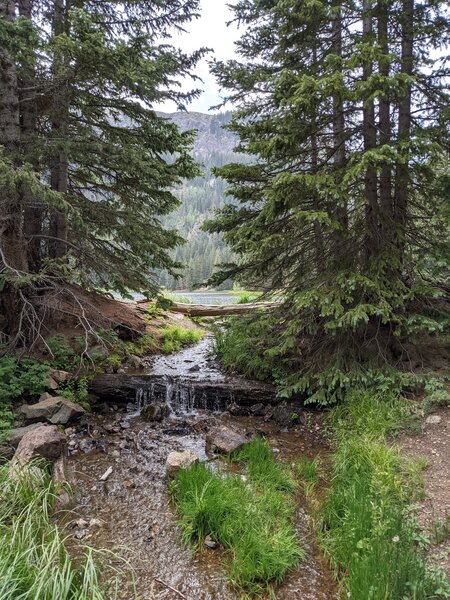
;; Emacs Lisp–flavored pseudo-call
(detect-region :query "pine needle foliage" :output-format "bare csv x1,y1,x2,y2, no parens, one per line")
206,0,450,403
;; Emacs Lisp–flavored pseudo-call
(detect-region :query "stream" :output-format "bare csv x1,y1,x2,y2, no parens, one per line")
67,338,337,599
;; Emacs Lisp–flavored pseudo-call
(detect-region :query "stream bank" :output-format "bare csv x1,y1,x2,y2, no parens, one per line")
66,335,337,599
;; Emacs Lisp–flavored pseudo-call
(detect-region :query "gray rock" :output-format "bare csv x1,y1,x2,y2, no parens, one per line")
127,355,143,369
206,426,247,455
48,369,72,384
8,423,46,447
204,534,218,549
425,414,442,425
141,403,170,422
166,449,199,476
45,376,59,390
250,403,265,416
20,397,85,425
12,425,66,466
272,401,302,428
188,364,201,372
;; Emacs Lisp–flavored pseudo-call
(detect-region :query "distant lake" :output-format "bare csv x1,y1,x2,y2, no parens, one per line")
169,291,239,305
127,291,240,305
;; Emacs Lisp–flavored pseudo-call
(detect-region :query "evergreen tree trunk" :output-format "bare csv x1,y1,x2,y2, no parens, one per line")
49,0,69,260
331,2,347,247
394,0,414,264
362,0,379,262
377,0,392,224
311,45,324,273
0,0,27,272
19,0,43,272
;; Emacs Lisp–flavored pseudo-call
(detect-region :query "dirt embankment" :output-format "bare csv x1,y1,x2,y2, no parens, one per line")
400,406,450,577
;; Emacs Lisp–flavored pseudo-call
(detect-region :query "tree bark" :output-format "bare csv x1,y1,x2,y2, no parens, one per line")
377,0,392,226
393,0,414,263
362,0,379,262
19,0,43,273
0,0,27,272
49,0,69,260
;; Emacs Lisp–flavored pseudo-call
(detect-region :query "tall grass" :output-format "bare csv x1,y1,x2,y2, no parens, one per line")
318,389,450,600
162,325,203,353
170,438,303,595
0,462,117,600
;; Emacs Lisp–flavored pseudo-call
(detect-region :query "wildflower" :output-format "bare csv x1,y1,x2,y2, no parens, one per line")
392,535,400,543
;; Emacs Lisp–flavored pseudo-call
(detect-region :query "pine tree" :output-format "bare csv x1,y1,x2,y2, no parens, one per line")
0,1,205,347
206,0,450,403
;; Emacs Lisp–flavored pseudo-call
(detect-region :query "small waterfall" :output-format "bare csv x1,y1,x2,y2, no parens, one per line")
134,375,231,416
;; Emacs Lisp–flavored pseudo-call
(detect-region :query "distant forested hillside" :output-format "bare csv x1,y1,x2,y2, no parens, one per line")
157,111,239,290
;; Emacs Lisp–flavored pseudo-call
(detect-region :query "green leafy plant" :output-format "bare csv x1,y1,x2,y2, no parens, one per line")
59,378,90,411
46,335,78,371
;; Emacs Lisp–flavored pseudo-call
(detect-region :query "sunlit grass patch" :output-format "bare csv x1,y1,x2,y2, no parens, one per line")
170,438,303,595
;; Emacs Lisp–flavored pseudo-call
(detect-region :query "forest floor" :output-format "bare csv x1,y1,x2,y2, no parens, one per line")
399,405,450,577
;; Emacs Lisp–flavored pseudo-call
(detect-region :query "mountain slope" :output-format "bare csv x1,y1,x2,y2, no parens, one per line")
157,111,239,290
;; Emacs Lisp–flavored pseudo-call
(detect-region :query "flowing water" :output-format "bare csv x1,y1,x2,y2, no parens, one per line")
68,339,337,600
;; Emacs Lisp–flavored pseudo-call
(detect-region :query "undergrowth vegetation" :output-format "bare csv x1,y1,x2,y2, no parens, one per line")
214,313,448,405
309,390,450,600
161,325,203,354
0,462,120,599
170,438,302,595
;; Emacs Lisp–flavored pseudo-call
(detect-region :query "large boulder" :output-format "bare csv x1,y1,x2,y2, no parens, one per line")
20,397,85,425
8,423,47,447
12,425,66,466
166,449,199,477
206,426,247,455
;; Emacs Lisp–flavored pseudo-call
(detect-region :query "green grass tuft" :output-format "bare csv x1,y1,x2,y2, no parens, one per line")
170,438,303,595
319,389,450,600
0,462,123,599
161,325,203,354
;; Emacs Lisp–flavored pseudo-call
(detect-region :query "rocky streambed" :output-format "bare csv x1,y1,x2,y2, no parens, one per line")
64,337,337,599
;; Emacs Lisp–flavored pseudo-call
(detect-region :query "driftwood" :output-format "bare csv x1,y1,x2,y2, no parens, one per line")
160,301,280,317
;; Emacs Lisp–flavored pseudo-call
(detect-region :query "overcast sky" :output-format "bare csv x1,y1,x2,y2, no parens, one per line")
157,0,241,114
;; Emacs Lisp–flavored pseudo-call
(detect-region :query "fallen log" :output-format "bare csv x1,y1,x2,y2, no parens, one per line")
139,301,280,317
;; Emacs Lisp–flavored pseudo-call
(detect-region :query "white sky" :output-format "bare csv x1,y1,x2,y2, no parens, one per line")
156,0,241,113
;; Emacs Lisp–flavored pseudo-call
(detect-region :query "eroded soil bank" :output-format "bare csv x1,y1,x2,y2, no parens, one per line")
66,408,337,600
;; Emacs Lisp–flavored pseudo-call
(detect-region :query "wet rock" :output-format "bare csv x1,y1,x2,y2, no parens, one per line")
250,403,265,416
425,414,442,425
166,449,199,476
54,456,72,508
188,364,201,372
12,425,66,466
49,369,72,384
120,420,130,430
79,438,96,453
20,397,85,425
206,426,247,455
123,479,135,489
228,401,247,416
272,401,302,428
163,426,190,436
204,535,218,549
141,403,170,422
8,423,46,447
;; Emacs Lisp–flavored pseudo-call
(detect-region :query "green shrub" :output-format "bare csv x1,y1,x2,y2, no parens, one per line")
59,378,90,411
0,357,49,403
170,438,302,595
46,335,78,370
125,333,158,357
161,325,203,354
